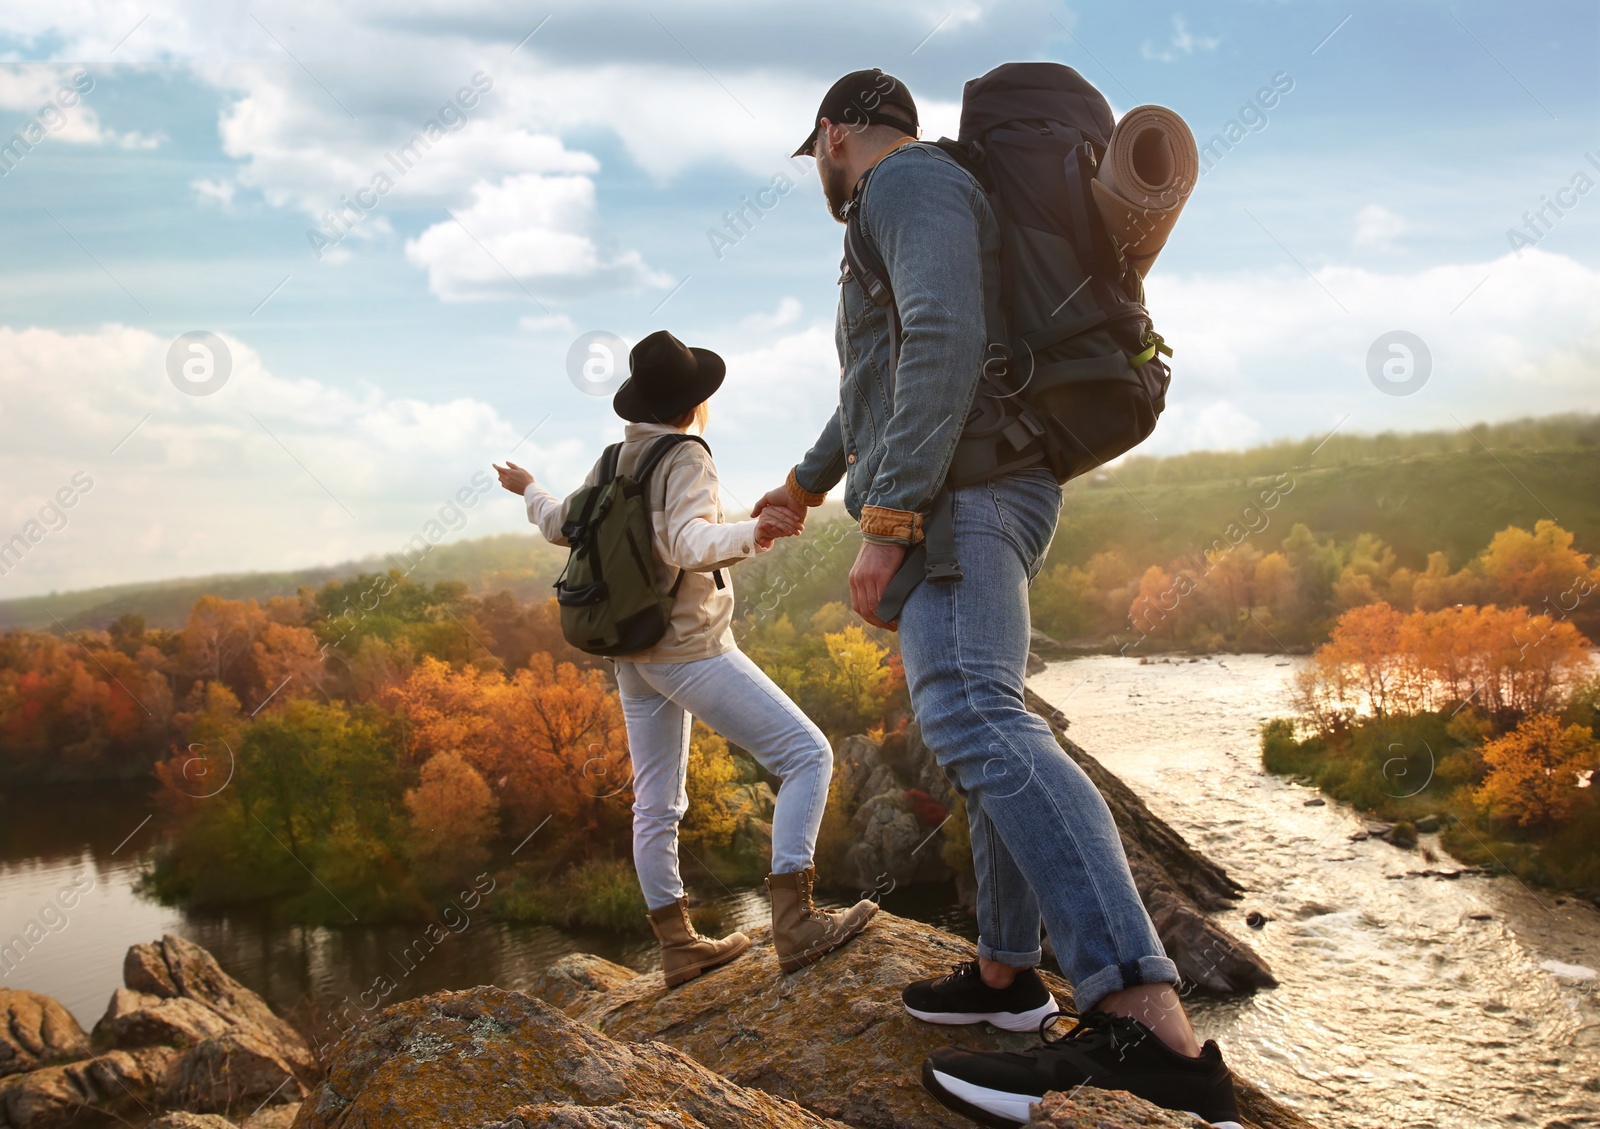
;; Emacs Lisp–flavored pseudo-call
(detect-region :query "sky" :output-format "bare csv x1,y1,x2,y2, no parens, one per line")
0,0,1597,599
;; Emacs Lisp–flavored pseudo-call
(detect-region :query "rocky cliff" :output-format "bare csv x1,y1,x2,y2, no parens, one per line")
296,910,1313,1129
4,917,1311,1129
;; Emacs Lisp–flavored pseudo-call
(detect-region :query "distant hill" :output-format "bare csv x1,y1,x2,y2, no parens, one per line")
0,534,568,632
5,413,1596,634
1054,445,1600,573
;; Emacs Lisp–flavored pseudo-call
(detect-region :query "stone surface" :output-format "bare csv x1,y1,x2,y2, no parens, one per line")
148,1114,241,1128
1,934,315,1127
0,1044,179,1128
525,953,639,1014
289,986,845,1129
564,910,1310,1129
0,990,88,1078
240,1101,301,1129
1028,1087,1200,1127
166,1026,311,1113
94,986,234,1049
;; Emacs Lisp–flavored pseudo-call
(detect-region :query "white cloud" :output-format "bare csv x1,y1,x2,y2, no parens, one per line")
190,176,235,209
739,297,803,333
1353,204,1407,250
0,63,155,149
404,173,673,300
1141,247,1600,452
1142,15,1221,63
0,324,581,595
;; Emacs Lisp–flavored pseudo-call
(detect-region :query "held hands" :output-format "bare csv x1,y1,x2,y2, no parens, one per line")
849,540,908,631
494,461,534,495
754,504,803,550
752,483,806,526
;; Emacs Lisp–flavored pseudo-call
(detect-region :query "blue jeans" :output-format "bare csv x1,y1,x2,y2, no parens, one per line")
897,469,1178,1011
615,649,832,910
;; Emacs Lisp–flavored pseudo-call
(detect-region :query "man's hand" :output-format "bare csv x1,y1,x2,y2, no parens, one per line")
752,484,807,527
849,540,908,630
754,506,802,550
494,461,534,495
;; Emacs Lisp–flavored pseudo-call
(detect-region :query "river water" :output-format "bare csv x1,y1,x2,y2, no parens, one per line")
1030,654,1600,1129
2,655,1596,1128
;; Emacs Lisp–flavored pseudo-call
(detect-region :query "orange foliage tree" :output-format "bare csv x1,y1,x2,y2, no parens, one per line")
1473,714,1599,829
1297,602,1593,728
383,654,630,848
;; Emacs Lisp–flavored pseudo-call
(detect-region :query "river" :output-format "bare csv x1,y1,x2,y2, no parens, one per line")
2,655,1596,1128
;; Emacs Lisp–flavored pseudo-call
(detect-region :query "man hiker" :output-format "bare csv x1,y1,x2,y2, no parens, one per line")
752,69,1243,1128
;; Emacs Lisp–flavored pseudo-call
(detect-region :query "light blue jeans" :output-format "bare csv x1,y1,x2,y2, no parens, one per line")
896,469,1179,1012
614,649,832,911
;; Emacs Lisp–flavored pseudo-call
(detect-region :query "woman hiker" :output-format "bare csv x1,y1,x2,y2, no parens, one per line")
494,329,877,987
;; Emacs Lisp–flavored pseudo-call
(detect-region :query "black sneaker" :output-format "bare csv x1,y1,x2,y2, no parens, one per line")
902,961,1062,1033
920,1009,1243,1129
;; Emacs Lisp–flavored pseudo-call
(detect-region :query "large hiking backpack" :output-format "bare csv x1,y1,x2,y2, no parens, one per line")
843,61,1173,487
554,434,710,656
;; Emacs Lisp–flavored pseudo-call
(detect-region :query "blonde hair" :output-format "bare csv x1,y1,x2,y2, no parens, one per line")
666,401,710,434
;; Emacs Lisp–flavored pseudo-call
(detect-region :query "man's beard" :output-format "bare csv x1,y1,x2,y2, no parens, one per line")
819,153,851,223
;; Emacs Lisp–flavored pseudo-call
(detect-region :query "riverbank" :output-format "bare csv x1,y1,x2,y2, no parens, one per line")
1261,714,1600,900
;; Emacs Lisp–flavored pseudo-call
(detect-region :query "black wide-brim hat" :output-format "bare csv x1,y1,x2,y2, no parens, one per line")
612,330,726,423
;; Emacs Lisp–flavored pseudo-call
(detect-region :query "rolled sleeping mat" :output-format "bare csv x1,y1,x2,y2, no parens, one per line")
1090,104,1198,277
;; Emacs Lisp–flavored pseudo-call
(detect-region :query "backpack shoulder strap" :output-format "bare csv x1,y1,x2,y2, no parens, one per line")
633,433,711,484
562,442,623,541
598,441,624,482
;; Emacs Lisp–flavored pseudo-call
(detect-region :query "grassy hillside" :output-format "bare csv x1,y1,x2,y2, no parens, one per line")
1054,446,1600,573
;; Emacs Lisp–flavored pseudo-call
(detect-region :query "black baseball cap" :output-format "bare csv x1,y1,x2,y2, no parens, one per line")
792,69,919,158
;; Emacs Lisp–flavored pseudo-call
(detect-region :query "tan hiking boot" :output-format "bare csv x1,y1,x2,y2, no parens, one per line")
647,897,751,988
767,866,878,974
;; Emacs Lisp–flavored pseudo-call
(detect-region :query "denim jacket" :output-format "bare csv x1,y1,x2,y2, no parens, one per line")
786,142,1004,545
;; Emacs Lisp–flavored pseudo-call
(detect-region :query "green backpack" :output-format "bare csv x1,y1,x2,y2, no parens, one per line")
554,434,712,657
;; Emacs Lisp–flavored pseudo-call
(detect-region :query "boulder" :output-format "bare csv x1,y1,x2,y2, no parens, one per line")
525,953,639,1013
0,990,88,1077
94,986,234,1049
166,1026,313,1113
0,1044,179,1128
562,910,1309,1129
289,986,845,1129
102,933,318,1109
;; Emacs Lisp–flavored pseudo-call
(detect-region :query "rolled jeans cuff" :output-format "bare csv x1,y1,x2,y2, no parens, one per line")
1072,956,1181,1014
976,940,1043,968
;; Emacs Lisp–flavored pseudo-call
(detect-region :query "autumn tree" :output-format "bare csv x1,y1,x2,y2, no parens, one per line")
404,750,498,888
1474,713,1599,829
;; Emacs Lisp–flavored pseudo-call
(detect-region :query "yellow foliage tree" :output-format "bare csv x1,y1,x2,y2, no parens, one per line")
821,625,894,724
403,750,498,886
679,725,749,854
